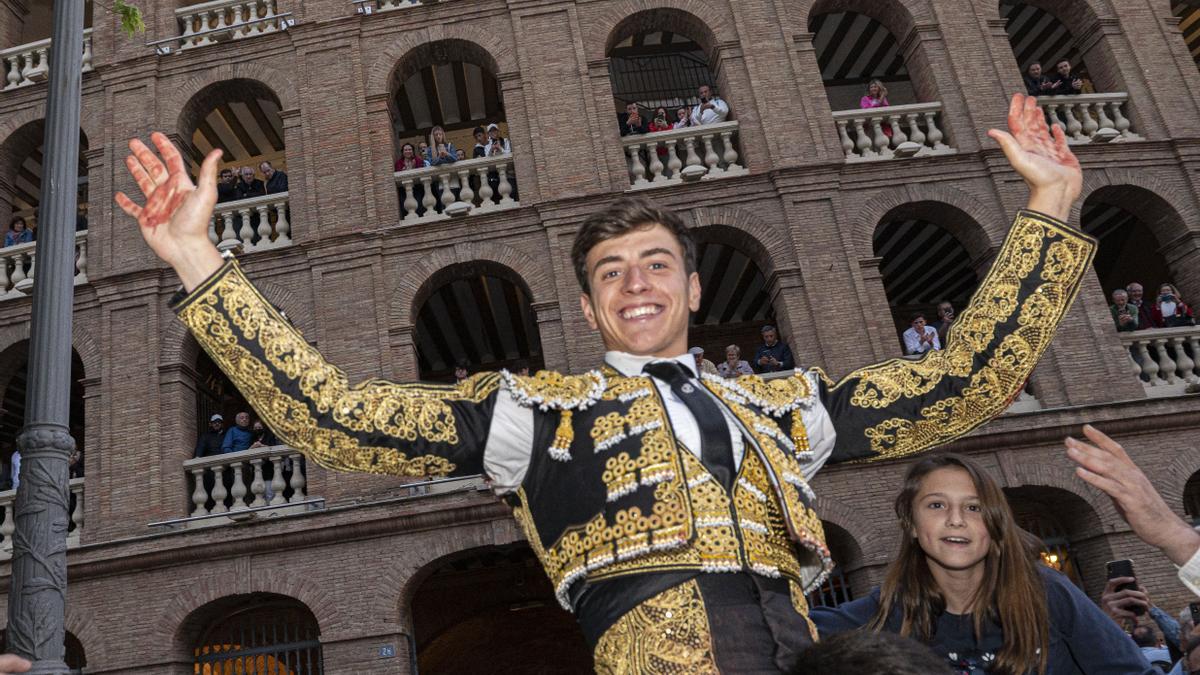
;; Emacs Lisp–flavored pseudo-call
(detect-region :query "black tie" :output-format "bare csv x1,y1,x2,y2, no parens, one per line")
643,361,736,491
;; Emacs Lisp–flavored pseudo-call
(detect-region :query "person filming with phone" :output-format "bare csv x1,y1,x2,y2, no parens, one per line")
689,83,729,126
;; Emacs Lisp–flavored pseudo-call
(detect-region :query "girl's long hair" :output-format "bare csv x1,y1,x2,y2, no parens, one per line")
867,78,889,101
869,454,1049,675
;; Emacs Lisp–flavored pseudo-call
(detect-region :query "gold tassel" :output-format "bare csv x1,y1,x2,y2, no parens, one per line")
549,409,574,461
791,409,811,454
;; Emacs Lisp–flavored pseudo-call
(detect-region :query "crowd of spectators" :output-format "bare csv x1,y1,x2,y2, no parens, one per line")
393,122,517,217
618,83,730,140
215,161,288,204
1110,282,1195,331
1023,60,1093,97
193,411,278,458
899,302,957,356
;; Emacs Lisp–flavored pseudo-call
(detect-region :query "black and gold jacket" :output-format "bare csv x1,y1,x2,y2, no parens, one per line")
174,210,1094,610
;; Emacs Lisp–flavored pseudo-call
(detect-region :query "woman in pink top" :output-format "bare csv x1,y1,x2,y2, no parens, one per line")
859,79,893,138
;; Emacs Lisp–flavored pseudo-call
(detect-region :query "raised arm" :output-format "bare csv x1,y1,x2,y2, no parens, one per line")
819,94,1095,464
117,133,496,478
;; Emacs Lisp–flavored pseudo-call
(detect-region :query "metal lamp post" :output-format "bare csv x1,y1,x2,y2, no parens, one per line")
5,0,84,671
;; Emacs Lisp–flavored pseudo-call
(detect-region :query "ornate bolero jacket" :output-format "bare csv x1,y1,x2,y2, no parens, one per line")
174,211,1095,609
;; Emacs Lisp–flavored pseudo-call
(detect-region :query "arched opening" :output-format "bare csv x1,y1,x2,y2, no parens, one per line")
412,261,543,381
872,203,985,351
0,630,86,671
808,0,951,159
410,544,591,672
0,340,86,491
1173,2,1200,73
182,592,322,674
1005,485,1109,592
178,79,289,249
1081,186,1192,307
605,10,743,182
1184,469,1200,525
808,521,863,608
388,39,515,219
0,120,89,245
689,226,778,369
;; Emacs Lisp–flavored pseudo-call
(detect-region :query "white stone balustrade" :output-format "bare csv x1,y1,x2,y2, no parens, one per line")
621,120,746,189
354,0,434,11
1036,94,1141,144
394,155,519,224
177,0,284,49
1121,326,1200,397
208,192,292,252
184,445,311,521
1,29,93,91
832,102,953,162
0,230,89,300
0,477,84,558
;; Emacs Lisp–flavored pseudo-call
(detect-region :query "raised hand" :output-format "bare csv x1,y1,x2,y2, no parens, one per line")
987,93,1082,221
114,132,225,291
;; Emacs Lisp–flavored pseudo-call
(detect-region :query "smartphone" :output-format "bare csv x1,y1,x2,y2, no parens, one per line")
1190,602,1200,626
1107,559,1145,616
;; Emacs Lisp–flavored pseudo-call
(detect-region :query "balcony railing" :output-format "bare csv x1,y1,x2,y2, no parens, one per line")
351,0,438,12
622,120,746,189
0,477,84,558
832,102,952,162
394,155,519,224
209,192,292,252
1121,325,1200,397
0,230,89,300
1,29,93,91
177,0,287,50
1037,93,1141,144
183,445,313,527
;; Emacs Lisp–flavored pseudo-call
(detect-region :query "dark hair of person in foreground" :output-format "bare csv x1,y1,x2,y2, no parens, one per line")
790,630,951,674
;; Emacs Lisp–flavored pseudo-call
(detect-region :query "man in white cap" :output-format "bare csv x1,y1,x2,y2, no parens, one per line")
688,346,719,376
485,123,511,156
193,413,225,458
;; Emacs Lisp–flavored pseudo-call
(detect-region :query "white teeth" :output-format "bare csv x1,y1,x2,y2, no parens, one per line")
621,305,660,319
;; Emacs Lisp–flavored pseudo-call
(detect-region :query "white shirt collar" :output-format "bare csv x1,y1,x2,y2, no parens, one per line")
605,351,698,378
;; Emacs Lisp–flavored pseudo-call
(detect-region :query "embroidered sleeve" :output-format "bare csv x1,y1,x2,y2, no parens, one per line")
173,261,499,478
819,210,1096,463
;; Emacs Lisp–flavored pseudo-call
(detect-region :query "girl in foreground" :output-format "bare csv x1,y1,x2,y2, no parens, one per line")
811,455,1154,674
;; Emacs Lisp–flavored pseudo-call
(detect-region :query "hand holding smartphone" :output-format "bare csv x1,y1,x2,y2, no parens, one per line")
1107,559,1146,616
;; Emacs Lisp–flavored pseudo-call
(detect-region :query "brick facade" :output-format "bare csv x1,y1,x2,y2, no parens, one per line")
1,0,1199,670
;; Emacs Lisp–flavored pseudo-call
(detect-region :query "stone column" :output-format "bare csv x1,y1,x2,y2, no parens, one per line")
277,108,306,237
361,95,399,229
388,325,418,382
530,300,566,373
6,0,83,669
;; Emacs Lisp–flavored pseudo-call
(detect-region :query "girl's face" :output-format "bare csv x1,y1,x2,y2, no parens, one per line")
677,108,688,121
402,145,414,158
433,128,445,143
912,467,991,576
869,82,880,96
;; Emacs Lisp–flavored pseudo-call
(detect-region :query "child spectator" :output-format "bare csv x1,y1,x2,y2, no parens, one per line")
673,106,690,129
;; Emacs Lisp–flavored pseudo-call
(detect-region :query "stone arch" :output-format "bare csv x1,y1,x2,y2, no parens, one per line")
64,603,103,667
159,62,298,131
159,568,343,657
388,241,555,330
1076,170,1198,248
812,494,892,566
686,204,795,277
0,102,101,154
1000,459,1121,526
1162,445,1200,519
798,0,934,42
70,320,101,383
394,518,526,618
366,24,517,95
592,0,735,62
853,184,1005,261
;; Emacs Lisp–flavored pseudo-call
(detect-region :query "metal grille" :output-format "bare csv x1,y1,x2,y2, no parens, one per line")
999,1,1081,72
608,51,712,109
194,605,323,675
807,565,854,608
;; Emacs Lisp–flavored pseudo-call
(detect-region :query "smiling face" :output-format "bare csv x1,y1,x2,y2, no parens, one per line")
580,223,700,358
726,346,739,364
912,467,991,577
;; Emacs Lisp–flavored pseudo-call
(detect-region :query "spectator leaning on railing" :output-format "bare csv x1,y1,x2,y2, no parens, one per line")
718,344,754,378
621,102,647,136
194,413,225,458
1023,61,1051,96
903,313,941,355
1111,288,1141,331
260,160,287,194
235,166,264,200
1128,282,1157,330
1046,60,1084,96
753,324,795,373
1151,284,1195,328
4,217,33,248
221,411,253,454
216,167,238,203
673,106,691,129
690,83,729,126
395,142,426,171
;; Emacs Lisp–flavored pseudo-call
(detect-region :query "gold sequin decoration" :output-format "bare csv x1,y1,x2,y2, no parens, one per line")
829,214,1093,412
593,579,719,675
178,264,499,476
788,580,820,643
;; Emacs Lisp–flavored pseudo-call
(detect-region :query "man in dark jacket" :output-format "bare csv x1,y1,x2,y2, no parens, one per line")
194,413,225,457
753,324,796,373
260,161,288,194
235,167,265,200
620,102,647,136
216,168,239,203
1022,62,1049,96
221,412,254,454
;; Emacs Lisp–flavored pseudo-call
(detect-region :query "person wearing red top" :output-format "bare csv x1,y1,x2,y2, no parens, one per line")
394,142,428,218
647,107,673,166
1150,283,1196,327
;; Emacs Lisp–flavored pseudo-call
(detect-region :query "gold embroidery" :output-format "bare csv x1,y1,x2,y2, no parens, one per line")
831,214,1091,411
593,580,719,675
503,369,606,410
178,263,499,477
789,580,820,643
704,371,812,414
856,215,1095,459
